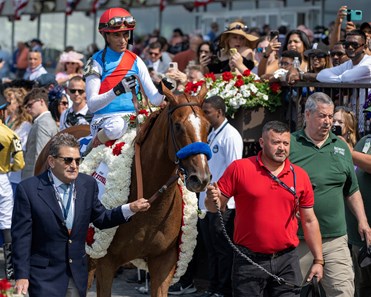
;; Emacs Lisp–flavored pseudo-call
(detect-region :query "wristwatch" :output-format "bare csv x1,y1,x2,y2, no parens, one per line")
299,70,304,81
313,258,325,266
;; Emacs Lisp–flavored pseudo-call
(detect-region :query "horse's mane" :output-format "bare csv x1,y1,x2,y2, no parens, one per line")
135,108,164,145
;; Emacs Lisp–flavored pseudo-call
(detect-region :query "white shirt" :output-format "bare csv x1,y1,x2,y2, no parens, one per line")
317,54,371,132
199,119,243,210
50,171,134,221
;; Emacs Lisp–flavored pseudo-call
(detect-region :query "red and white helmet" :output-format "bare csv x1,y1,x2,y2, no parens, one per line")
98,8,136,34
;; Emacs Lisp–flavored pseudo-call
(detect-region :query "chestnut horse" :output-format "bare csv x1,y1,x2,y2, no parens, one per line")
91,84,211,297
34,84,211,296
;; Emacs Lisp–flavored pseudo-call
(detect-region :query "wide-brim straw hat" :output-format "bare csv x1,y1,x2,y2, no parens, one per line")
220,21,259,49
59,51,84,67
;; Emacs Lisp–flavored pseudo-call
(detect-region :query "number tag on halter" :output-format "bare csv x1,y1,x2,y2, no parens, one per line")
362,138,371,154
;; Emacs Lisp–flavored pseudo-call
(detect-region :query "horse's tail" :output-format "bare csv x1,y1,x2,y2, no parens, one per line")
87,255,97,289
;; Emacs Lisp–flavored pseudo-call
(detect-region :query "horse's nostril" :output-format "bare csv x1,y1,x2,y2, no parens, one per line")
188,175,201,185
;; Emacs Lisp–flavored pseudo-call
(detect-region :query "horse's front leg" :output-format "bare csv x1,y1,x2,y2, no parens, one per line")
95,252,120,297
148,246,178,297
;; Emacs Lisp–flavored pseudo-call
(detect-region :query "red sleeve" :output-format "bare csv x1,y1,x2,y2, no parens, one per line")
217,161,237,198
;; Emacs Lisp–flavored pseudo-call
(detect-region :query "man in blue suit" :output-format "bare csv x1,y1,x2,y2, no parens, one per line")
11,133,150,297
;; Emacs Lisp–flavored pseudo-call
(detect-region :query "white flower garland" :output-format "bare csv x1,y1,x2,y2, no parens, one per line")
80,128,136,258
80,128,199,284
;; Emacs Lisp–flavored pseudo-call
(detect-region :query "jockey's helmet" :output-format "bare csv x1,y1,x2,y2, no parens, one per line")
98,8,136,34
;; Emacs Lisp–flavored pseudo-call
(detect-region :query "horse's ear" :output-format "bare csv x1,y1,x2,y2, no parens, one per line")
197,82,208,105
161,81,177,104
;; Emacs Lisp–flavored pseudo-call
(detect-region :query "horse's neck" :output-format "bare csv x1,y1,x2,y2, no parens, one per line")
140,111,176,189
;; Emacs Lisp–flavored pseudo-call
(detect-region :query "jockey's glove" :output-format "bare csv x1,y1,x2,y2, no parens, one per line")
158,77,175,95
113,75,137,96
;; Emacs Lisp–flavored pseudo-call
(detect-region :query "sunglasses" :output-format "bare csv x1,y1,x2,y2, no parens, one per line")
106,16,136,29
25,99,41,109
309,53,327,59
68,89,85,95
330,51,345,57
256,47,267,53
65,62,77,65
59,101,69,107
342,41,364,49
54,156,81,166
227,25,249,33
149,51,160,56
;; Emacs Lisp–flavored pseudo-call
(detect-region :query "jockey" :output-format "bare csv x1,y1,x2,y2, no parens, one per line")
84,8,166,146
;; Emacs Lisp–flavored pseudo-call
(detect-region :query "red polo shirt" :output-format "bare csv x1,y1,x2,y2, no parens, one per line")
218,152,314,254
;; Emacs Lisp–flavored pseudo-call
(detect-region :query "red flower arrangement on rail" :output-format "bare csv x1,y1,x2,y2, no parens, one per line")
185,70,282,117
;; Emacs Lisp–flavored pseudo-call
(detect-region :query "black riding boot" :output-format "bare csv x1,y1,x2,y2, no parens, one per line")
2,229,14,280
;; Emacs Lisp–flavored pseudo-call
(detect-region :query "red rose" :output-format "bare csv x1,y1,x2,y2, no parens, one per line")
184,82,194,93
204,73,216,81
237,75,243,79
270,82,281,93
112,142,125,156
86,227,95,246
138,109,149,116
0,278,12,290
222,72,234,81
234,79,244,88
243,69,251,77
105,140,116,147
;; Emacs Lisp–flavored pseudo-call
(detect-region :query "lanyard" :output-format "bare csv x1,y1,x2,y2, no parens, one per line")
208,121,229,146
48,170,75,220
257,157,299,217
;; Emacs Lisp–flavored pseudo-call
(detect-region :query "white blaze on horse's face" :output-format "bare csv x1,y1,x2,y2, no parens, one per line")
187,112,208,167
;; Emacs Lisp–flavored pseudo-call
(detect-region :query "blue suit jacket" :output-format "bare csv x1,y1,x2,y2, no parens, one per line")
12,171,127,297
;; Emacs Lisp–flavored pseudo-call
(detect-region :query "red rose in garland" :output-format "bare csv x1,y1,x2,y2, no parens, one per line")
222,71,234,81
112,142,125,156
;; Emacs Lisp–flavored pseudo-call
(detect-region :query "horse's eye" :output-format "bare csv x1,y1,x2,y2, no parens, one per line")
174,123,182,131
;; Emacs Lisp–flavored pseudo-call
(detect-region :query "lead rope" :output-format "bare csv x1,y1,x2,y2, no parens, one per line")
214,203,306,289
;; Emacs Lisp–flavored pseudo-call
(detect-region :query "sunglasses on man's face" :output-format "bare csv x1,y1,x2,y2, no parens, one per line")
342,41,364,49
68,89,85,95
149,51,160,57
54,156,81,166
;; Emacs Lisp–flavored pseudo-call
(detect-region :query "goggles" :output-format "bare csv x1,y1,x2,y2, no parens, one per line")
101,16,136,31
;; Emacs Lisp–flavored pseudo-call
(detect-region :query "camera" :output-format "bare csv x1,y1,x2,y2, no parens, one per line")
331,125,342,136
347,9,362,22
269,30,279,41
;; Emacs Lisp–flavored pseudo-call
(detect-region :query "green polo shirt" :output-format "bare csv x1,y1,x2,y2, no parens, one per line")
290,130,359,238
346,135,371,247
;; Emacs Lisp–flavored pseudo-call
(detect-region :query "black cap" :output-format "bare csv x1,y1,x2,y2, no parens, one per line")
30,38,44,46
360,22,371,31
35,73,57,88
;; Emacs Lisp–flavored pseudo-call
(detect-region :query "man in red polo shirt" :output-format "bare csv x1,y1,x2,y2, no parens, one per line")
206,121,323,297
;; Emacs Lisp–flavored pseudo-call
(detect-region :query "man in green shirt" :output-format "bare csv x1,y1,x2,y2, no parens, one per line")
346,133,371,297
289,92,371,297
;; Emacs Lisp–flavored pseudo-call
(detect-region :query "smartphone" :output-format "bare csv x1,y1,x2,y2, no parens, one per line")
331,125,342,136
347,9,362,22
169,62,178,71
229,48,237,55
269,30,279,41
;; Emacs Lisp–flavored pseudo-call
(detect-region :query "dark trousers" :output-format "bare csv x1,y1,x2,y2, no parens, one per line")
199,209,235,296
232,246,302,297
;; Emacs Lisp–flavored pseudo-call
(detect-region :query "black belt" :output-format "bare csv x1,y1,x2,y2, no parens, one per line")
237,245,295,260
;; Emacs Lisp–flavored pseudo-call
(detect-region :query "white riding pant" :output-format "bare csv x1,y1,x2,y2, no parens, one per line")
0,173,13,229
90,113,129,140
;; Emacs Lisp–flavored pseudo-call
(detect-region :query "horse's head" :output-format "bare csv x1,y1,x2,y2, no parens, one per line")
162,82,211,192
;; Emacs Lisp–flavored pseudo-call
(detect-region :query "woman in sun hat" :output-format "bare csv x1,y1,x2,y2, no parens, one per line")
55,51,84,85
206,20,259,75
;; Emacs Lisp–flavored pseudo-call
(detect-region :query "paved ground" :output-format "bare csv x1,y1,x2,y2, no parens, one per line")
1,250,208,296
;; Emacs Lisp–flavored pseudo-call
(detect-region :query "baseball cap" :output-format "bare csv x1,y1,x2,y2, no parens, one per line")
35,73,58,88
